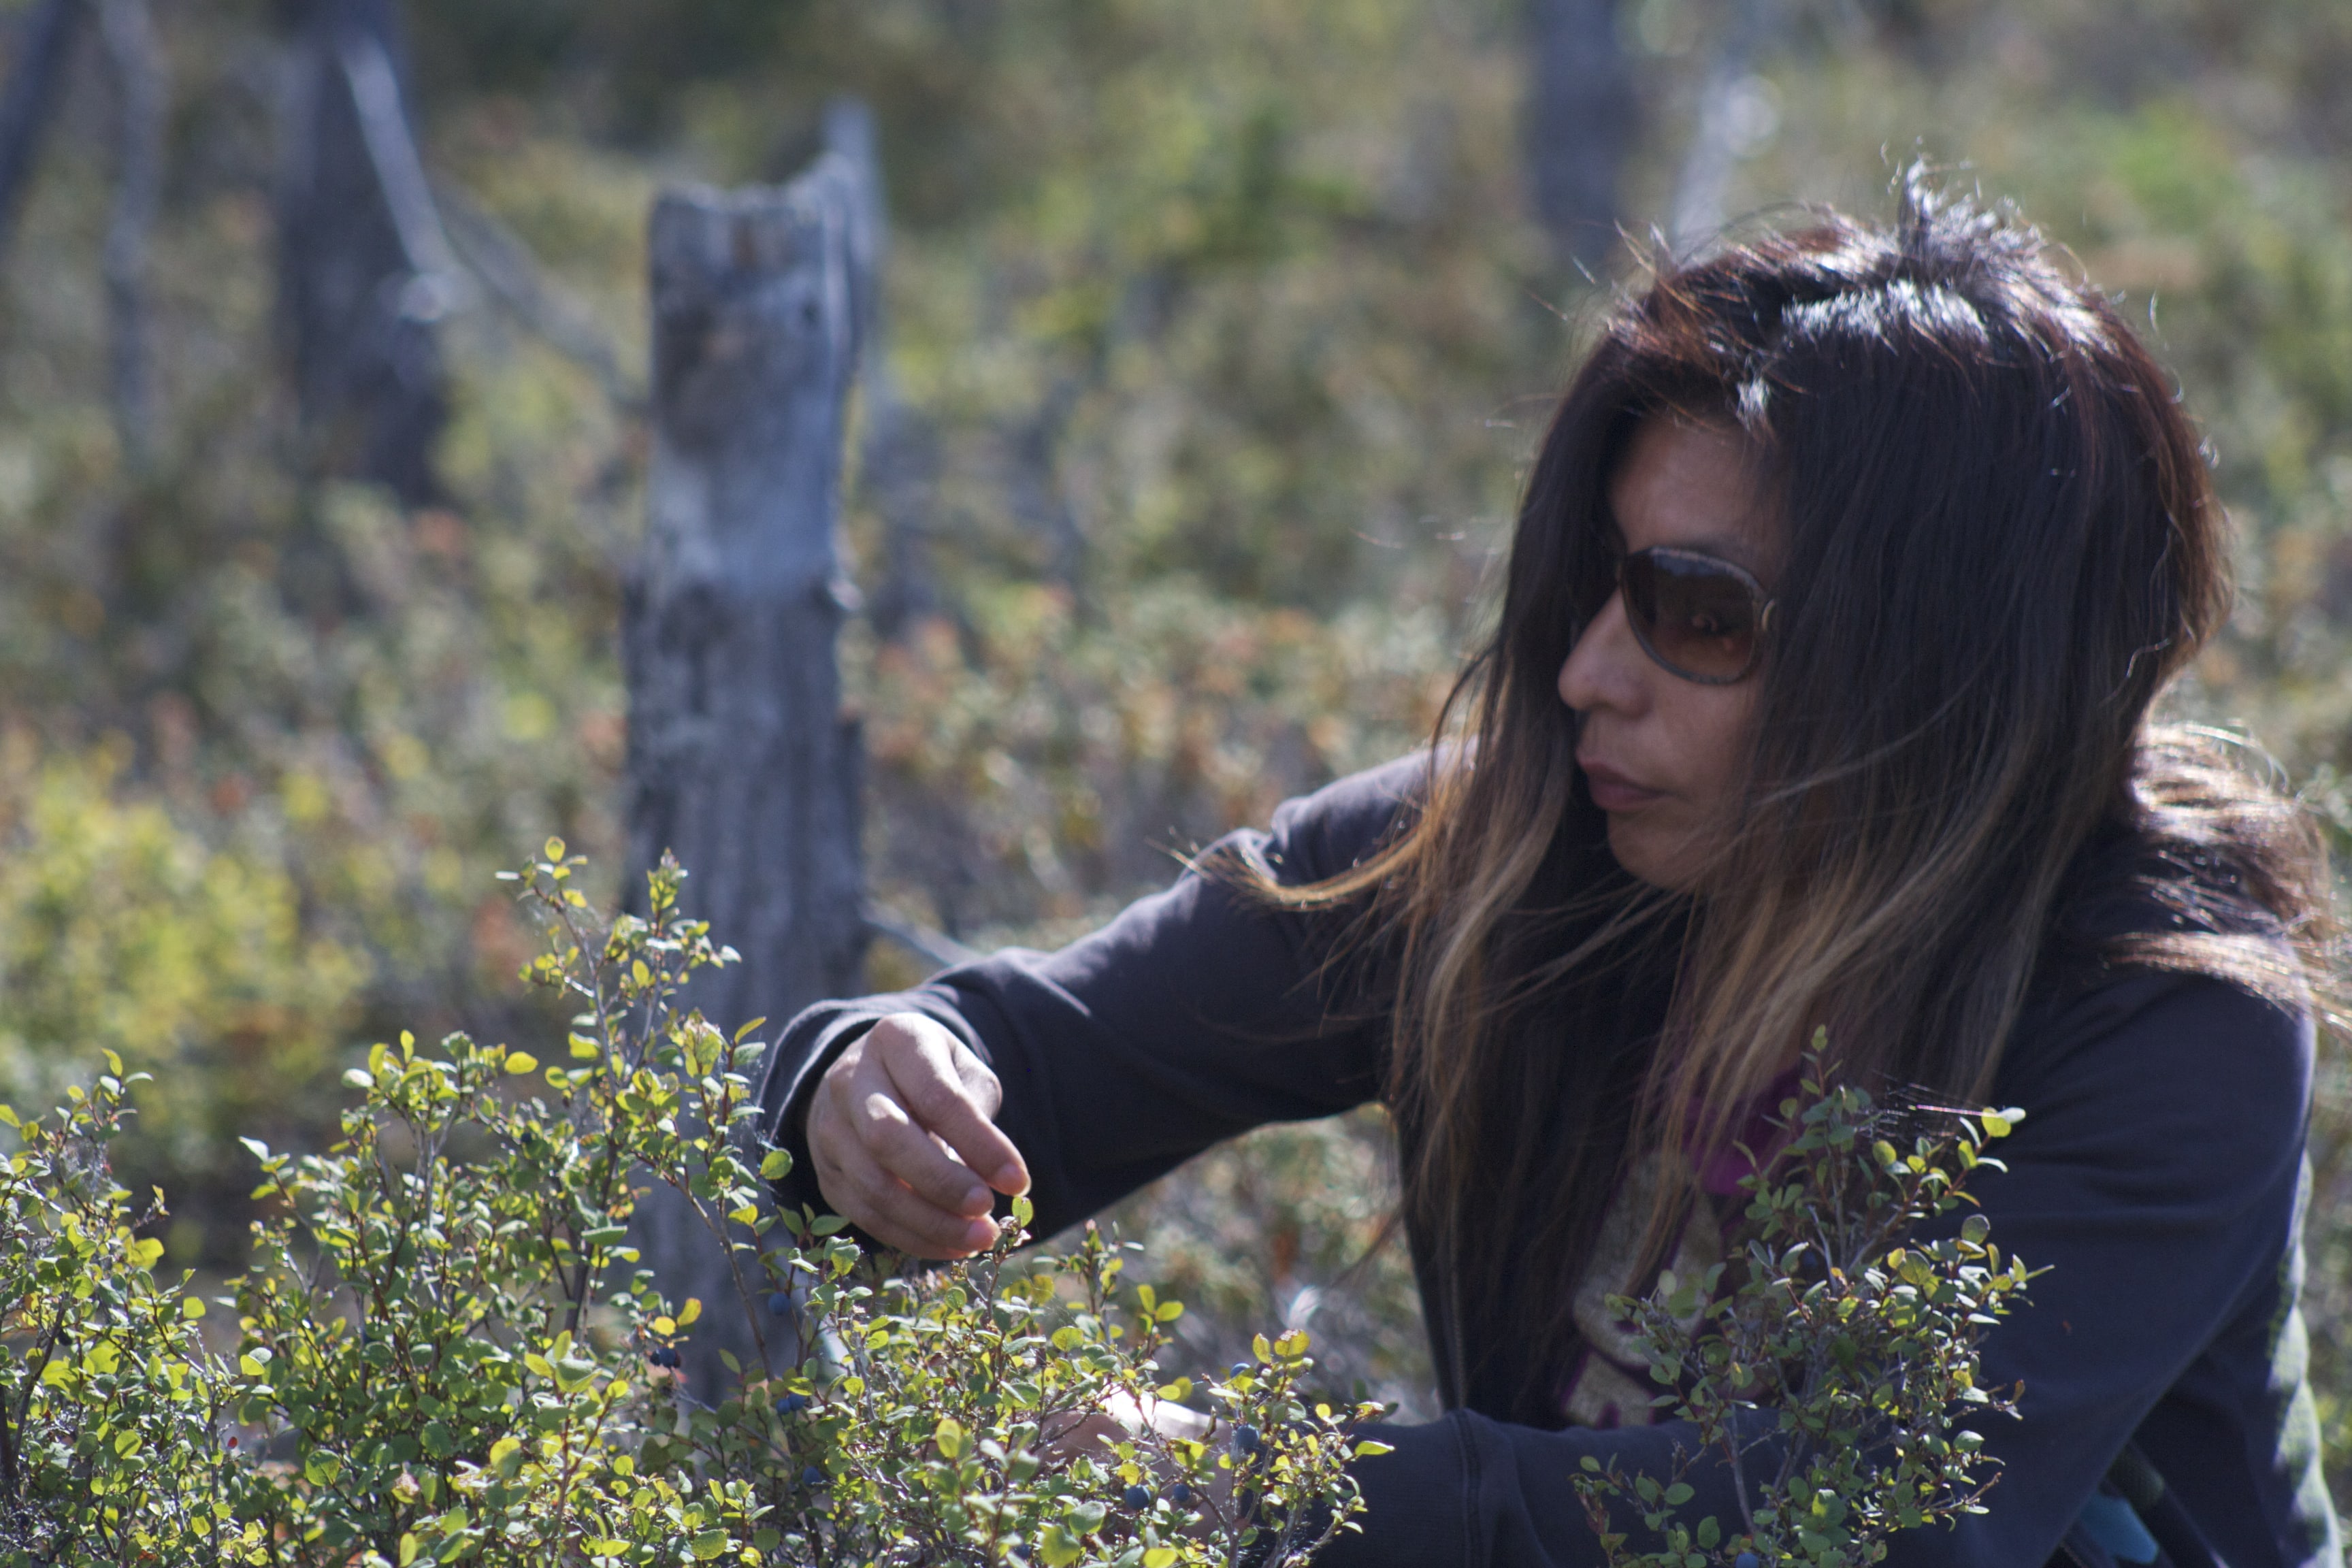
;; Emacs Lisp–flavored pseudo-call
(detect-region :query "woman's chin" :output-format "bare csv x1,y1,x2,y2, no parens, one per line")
1605,816,1705,893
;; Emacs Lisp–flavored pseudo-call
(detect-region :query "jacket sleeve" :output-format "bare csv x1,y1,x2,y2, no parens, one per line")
1317,970,2322,1568
752,756,1425,1239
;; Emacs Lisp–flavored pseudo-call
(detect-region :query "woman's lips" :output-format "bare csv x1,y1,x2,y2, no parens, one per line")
1578,757,1666,813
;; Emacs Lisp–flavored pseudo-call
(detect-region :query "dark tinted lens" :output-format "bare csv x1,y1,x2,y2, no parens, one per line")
1620,550,1761,682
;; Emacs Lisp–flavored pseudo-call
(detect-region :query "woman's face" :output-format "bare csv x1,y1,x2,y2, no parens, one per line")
1558,415,1777,892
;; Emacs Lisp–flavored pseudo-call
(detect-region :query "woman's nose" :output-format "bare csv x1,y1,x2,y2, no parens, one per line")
1557,590,1650,715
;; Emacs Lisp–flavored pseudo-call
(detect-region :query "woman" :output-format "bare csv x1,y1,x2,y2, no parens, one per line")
755,178,2343,1567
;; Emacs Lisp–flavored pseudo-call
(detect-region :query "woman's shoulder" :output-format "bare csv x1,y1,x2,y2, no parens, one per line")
1256,752,1437,885
2006,809,2320,1134
2006,930,2314,1173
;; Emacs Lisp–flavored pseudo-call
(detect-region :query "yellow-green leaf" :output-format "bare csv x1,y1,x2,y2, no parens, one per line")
506,1051,540,1075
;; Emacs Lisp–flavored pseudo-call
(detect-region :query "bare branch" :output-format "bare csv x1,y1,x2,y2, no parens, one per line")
336,25,463,304
864,904,979,973
433,176,643,412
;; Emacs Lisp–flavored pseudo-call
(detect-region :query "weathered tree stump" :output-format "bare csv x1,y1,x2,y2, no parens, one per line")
99,0,164,470
277,0,449,507
623,157,871,1401
0,0,84,264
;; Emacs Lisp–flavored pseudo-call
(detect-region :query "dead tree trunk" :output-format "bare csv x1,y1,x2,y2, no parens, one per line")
623,158,870,1403
277,0,451,508
0,0,84,265
1667,0,1784,252
98,0,163,470
823,97,941,642
1524,0,1635,275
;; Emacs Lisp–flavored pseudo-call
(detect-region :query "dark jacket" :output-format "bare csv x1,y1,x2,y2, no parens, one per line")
756,756,2342,1568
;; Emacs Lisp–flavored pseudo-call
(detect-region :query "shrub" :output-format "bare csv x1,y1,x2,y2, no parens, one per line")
1572,1051,2036,1568
0,847,1386,1567
0,734,365,1199
0,1058,228,1560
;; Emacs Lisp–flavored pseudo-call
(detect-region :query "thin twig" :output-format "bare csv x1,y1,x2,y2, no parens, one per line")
434,178,642,412
336,26,466,303
864,905,979,972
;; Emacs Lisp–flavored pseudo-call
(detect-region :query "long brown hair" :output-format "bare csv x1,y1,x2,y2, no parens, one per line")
1260,173,2336,1422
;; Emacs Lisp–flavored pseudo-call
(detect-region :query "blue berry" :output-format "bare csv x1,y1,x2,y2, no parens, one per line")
1230,1423,1261,1456
1169,1482,1194,1506
1123,1484,1152,1510
775,1392,810,1416
766,1290,793,1316
647,1346,681,1368
800,1465,825,1487
1735,1556,1761,1568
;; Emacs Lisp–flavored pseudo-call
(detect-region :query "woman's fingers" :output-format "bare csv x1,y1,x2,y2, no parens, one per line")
872,1018,1031,1196
836,1146,1002,1256
806,1013,1028,1258
850,1083,996,1217
808,1083,997,1255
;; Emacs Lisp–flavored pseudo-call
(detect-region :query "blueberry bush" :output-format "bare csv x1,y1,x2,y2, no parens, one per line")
1572,1049,2036,1568
0,847,1388,1567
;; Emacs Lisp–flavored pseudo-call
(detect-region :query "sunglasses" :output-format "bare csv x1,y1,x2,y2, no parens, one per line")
1610,546,1777,685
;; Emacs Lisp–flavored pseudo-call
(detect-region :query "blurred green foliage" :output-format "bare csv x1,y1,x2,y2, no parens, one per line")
0,732,363,1220
1,0,2349,1516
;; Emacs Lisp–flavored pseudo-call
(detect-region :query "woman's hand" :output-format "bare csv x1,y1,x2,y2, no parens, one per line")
1046,1392,1232,1523
803,1013,1031,1257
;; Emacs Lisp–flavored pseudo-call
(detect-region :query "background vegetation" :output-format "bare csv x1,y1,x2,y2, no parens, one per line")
1,0,2347,1520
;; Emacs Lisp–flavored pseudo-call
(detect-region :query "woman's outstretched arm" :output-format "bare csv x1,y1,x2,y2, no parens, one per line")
753,754,1425,1250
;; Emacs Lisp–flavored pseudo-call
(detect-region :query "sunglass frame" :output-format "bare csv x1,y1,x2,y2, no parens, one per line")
1614,545,1778,686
